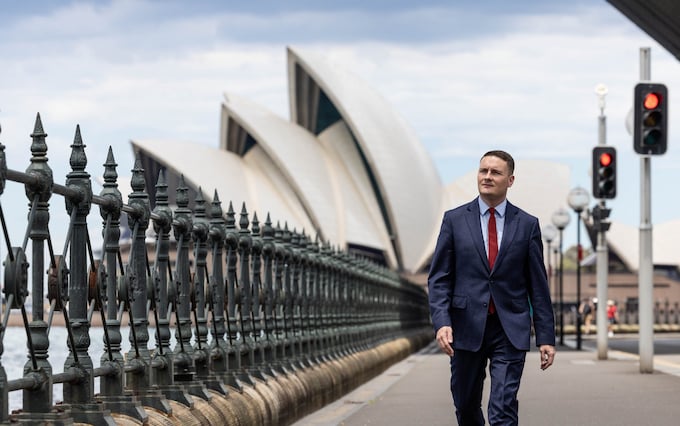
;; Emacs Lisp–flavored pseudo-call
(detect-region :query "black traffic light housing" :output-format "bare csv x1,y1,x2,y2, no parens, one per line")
592,146,616,199
592,204,612,232
634,82,668,155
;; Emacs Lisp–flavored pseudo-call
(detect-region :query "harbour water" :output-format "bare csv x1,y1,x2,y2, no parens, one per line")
2,325,165,413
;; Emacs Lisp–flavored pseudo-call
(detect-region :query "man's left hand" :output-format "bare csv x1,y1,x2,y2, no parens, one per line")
539,345,555,370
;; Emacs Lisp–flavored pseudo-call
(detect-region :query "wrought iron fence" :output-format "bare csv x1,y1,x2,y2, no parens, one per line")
0,114,432,425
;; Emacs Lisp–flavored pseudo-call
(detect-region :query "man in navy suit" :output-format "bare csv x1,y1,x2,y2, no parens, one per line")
428,150,556,425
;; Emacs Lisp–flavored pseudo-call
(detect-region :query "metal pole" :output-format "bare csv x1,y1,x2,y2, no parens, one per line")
21,115,58,419
595,86,610,360
546,240,552,303
553,248,558,305
576,214,582,351
639,47,654,373
596,204,609,359
558,229,564,346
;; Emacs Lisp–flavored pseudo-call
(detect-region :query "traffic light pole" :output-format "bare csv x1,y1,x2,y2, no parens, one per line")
594,86,610,360
595,202,609,360
639,47,654,374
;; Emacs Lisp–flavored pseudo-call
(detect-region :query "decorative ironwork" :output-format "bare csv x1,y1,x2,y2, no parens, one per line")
0,114,432,425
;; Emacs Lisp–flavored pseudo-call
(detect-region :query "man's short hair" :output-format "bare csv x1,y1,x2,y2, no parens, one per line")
481,150,515,175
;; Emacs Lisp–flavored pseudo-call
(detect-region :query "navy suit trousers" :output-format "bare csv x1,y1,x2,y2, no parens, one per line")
449,314,526,426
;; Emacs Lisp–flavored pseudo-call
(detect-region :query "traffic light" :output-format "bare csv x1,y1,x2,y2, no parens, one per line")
592,146,616,199
634,82,668,155
592,204,612,232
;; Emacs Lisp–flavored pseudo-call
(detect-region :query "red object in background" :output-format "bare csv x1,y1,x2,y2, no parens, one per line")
599,152,612,167
643,92,660,109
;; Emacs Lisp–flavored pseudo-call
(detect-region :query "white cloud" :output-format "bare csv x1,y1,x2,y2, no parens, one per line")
2,0,680,252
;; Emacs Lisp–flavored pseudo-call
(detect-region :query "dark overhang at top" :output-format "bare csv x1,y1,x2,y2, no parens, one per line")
607,0,680,60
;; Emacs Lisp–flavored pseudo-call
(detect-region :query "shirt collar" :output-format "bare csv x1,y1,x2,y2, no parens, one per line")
478,197,507,217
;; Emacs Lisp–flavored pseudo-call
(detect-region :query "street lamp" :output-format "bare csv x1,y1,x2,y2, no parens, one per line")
568,186,590,351
551,208,571,346
542,223,558,302
553,247,559,304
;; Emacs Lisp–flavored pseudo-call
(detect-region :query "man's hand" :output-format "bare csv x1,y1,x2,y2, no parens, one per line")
539,345,556,370
436,326,454,356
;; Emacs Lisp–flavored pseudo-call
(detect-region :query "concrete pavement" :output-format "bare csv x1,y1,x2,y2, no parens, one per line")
294,334,680,425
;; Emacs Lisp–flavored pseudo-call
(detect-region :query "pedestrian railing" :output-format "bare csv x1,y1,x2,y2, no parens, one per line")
0,114,431,425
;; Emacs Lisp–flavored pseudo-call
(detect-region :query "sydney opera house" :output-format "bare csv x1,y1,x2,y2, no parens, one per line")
130,46,570,278
130,45,675,303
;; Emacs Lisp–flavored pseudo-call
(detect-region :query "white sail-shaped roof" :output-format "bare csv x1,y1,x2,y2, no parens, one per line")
219,92,394,264
287,46,444,272
131,139,315,235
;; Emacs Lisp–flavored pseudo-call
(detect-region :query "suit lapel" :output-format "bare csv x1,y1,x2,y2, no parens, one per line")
464,199,490,271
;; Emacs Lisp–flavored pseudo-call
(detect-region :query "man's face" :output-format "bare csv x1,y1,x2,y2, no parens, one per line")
477,155,514,203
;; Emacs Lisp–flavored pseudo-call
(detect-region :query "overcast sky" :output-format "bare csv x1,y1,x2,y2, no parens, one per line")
2,0,679,251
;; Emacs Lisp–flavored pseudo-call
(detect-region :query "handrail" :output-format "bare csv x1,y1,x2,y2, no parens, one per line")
0,114,432,425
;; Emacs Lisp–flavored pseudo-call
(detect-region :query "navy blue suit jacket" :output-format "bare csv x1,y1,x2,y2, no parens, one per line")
428,198,556,352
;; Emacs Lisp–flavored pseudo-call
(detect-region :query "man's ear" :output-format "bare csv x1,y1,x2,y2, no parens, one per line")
508,175,515,188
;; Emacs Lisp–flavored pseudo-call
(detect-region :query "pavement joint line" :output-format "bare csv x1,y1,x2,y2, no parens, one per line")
607,349,680,377
652,357,680,373
564,337,680,377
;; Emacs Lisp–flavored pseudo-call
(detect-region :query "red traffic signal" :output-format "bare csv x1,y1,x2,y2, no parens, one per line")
592,146,616,199
634,83,668,155
643,92,660,109
599,152,612,167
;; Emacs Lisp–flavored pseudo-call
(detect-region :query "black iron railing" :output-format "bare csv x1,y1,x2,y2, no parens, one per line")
0,114,431,425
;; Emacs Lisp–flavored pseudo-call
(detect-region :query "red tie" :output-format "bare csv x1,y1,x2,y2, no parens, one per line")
488,207,497,314
488,207,498,269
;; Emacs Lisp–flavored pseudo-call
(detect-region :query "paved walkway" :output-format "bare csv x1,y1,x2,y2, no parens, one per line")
294,335,680,425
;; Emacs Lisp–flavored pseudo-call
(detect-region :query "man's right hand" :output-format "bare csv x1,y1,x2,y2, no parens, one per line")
436,326,454,356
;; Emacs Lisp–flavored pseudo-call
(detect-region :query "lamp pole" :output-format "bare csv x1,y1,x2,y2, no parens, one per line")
553,247,559,302
568,187,590,351
542,223,557,313
551,208,571,346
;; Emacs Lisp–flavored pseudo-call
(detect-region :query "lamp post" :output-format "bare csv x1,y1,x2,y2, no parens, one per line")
568,186,590,350
542,223,558,303
551,208,570,346
553,247,559,303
